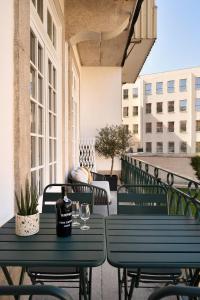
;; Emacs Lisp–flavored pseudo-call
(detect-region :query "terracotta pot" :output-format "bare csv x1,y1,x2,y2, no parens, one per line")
15,212,39,236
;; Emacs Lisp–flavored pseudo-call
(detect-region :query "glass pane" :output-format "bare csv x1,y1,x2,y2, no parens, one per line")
49,139,53,162
38,43,43,73
53,23,56,48
53,92,56,113
31,136,36,168
32,0,36,6
38,106,43,134
30,67,36,98
49,165,53,183
54,139,57,161
53,67,56,89
48,59,52,84
54,164,57,182
31,102,36,133
39,137,43,165
30,30,36,64
31,171,37,189
39,168,43,195
49,87,52,110
47,10,52,39
49,113,52,136
37,0,43,21
38,75,43,104
53,116,56,137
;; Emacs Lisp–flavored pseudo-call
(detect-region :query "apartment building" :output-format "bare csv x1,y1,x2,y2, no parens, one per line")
122,66,200,155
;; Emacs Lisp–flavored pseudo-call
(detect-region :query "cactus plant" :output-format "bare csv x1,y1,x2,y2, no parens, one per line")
15,179,38,216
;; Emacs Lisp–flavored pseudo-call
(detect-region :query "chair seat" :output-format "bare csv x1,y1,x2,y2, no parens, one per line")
27,266,80,278
127,268,182,280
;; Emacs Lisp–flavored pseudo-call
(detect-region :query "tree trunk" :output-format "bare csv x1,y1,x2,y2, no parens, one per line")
110,157,114,176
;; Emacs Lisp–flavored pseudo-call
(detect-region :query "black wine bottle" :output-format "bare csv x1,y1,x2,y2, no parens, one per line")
56,186,72,237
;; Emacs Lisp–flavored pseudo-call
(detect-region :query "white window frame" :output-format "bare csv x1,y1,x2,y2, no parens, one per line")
30,0,62,195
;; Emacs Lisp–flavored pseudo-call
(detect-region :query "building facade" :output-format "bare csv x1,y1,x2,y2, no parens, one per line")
0,0,156,231
122,66,200,155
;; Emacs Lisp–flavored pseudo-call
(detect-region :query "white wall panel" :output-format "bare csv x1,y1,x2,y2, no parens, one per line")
0,0,14,225
80,67,122,171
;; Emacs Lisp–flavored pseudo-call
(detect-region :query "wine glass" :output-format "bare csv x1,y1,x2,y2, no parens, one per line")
80,203,90,230
72,201,80,227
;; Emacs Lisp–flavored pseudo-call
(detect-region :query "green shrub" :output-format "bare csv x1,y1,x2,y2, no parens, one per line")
191,156,200,180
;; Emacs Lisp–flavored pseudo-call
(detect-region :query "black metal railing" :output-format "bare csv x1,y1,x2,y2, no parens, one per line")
121,155,200,218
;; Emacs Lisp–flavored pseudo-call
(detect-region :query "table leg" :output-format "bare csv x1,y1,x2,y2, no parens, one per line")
80,268,88,300
118,268,122,300
19,267,26,285
1,266,14,285
1,266,18,300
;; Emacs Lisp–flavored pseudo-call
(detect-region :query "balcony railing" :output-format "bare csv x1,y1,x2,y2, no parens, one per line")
121,155,200,219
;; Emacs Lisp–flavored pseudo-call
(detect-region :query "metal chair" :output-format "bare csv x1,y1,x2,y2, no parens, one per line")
148,285,200,300
68,171,110,215
0,285,73,299
117,184,182,300
27,183,93,300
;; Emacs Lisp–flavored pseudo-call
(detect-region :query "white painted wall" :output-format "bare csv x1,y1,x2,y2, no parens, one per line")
80,67,122,171
0,1,14,226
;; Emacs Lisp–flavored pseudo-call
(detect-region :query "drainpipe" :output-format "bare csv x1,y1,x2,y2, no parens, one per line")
121,0,144,67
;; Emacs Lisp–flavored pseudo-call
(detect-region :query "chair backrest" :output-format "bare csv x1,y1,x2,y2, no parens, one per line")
148,285,200,300
0,285,73,299
117,184,168,215
42,183,93,213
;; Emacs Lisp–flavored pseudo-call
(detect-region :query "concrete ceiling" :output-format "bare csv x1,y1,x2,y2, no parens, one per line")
64,0,137,66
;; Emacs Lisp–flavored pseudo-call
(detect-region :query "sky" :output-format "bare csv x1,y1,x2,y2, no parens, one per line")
140,0,200,75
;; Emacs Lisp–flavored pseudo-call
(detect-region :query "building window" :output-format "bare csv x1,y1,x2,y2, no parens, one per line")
146,122,152,133
123,107,129,117
146,142,152,153
133,106,138,116
168,121,174,132
168,101,174,112
167,80,175,93
156,142,163,153
124,125,129,133
168,142,175,153
180,99,187,112
47,9,56,48
32,0,43,21
195,99,200,111
157,102,163,113
157,122,163,133
133,124,138,134
146,103,151,114
196,142,200,153
179,79,187,92
195,77,200,90
156,82,163,94
132,88,138,98
180,142,187,153
123,89,128,99
145,83,152,95
196,120,200,131
180,120,187,132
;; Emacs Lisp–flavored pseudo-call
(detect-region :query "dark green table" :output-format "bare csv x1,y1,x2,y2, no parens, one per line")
0,214,106,299
106,215,200,269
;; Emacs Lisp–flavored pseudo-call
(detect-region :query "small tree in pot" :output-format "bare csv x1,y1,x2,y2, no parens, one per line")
95,125,131,190
15,179,39,236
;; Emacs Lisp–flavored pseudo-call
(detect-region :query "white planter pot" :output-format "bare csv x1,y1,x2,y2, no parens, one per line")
15,212,39,236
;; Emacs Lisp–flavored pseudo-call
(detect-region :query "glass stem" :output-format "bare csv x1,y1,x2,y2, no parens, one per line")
84,220,86,227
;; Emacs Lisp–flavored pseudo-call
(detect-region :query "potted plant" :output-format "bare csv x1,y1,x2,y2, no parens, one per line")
15,179,39,236
95,125,131,190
